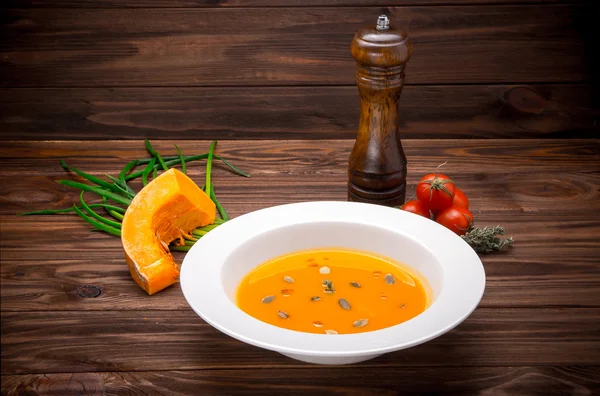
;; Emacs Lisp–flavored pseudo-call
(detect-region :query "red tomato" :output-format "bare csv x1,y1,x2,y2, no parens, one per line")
416,173,455,212
452,187,469,209
401,200,430,218
436,206,474,235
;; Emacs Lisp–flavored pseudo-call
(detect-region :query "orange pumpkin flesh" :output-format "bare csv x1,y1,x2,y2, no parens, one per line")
121,168,216,295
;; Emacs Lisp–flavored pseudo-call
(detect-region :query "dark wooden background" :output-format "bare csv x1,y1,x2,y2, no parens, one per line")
2,1,600,395
1,0,598,140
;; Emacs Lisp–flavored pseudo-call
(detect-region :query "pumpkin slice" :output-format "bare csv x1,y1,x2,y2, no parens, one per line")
121,168,216,295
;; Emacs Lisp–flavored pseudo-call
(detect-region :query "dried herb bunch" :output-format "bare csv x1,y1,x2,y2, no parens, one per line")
461,226,514,253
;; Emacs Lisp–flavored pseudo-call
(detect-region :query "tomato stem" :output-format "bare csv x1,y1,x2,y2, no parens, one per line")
422,174,454,201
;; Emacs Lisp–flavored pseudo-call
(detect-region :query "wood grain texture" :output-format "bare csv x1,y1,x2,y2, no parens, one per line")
2,204,599,310
0,5,592,87
1,139,598,175
2,366,599,396
1,139,599,394
5,0,588,7
2,308,600,374
1,85,597,140
1,139,599,311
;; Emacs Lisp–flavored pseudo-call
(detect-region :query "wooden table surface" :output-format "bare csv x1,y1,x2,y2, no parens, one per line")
1,139,599,395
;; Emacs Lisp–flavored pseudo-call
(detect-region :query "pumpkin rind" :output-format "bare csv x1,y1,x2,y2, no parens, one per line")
121,168,216,295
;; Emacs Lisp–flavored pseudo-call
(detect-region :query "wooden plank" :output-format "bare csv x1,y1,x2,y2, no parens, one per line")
1,139,598,175
5,0,587,8
2,309,600,374
2,366,599,395
1,139,599,310
1,85,597,140
0,6,592,86
2,212,599,311
3,171,600,217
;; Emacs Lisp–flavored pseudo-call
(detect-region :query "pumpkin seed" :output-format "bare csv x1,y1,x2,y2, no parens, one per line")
278,311,289,319
313,321,324,327
322,279,334,293
283,276,294,284
350,281,361,288
384,273,396,285
319,266,331,275
325,329,338,335
353,319,369,328
261,295,275,304
311,296,321,302
338,298,351,310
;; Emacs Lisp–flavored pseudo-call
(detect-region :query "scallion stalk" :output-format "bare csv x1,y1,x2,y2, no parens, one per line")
204,141,217,196
145,139,169,171
176,145,186,174
79,192,122,229
72,205,121,237
142,157,156,187
57,180,132,206
119,159,138,181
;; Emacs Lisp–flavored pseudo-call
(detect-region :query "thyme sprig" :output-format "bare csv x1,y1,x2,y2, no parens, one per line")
462,226,514,253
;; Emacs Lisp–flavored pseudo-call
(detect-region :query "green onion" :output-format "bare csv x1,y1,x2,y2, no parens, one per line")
101,204,126,214
57,180,132,206
192,230,208,238
25,140,244,242
205,141,217,196
142,157,156,187
19,203,126,216
195,223,219,232
137,155,192,165
131,154,249,179
106,175,135,198
79,192,122,229
169,245,191,252
125,168,148,181
61,160,125,195
163,155,205,169
145,139,169,171
214,155,249,178
176,145,186,174
119,159,138,181
210,184,229,221
107,209,124,221
72,204,121,237
113,175,135,196
103,197,125,221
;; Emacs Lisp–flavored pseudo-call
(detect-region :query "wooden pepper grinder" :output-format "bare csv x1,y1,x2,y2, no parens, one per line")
348,15,412,207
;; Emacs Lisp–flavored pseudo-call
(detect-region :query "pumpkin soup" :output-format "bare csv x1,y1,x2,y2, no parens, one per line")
236,249,428,334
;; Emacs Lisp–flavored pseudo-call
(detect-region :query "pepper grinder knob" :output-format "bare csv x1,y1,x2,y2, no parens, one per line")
348,15,412,207
376,15,390,30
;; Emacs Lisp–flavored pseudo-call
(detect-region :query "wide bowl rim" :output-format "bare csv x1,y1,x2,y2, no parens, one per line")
180,201,486,357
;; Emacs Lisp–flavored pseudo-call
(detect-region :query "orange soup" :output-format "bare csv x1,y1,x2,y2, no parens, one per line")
236,249,428,334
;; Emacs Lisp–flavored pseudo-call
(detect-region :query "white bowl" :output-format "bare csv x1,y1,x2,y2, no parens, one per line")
180,201,485,365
